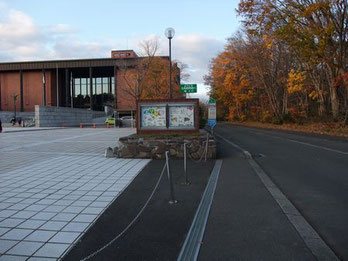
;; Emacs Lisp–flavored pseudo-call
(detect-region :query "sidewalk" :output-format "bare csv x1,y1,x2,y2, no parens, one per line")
197,140,316,261
62,159,215,261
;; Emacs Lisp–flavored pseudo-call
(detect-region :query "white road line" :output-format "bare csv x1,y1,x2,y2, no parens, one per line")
252,131,348,155
287,138,348,155
215,133,339,261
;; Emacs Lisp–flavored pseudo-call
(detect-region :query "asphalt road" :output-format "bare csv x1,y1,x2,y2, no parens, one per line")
209,123,348,260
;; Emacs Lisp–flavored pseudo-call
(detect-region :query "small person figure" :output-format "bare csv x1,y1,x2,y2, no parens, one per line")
10,117,16,126
0,119,2,133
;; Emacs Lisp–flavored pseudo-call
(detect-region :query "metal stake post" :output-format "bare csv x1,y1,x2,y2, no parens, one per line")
183,143,190,185
165,151,177,204
204,133,209,162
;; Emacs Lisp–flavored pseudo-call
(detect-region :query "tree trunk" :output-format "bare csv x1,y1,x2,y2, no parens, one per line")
325,64,339,119
330,84,339,119
318,93,326,117
282,90,288,115
309,70,326,116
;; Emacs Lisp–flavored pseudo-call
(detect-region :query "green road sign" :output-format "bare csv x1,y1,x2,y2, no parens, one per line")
180,84,197,93
209,98,216,105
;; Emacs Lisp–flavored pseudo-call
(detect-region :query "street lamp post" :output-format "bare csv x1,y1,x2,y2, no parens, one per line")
165,28,175,99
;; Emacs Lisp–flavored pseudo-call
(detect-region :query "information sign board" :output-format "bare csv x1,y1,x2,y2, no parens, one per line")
141,106,166,127
208,97,217,129
208,106,216,120
137,99,200,134
169,105,194,127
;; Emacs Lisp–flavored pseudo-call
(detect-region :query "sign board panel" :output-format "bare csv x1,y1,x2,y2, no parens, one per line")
141,106,166,127
169,105,194,127
137,99,200,134
208,98,217,129
180,84,197,93
208,106,216,120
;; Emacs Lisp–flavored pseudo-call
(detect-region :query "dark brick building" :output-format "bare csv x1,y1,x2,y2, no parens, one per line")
0,50,181,114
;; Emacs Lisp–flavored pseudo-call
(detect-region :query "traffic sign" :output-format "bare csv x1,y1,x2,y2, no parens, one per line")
208,119,216,129
180,84,197,93
208,98,216,105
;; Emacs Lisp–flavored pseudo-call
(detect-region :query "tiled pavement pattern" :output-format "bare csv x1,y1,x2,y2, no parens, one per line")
0,128,150,260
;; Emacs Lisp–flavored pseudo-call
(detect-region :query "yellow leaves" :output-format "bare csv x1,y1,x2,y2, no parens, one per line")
303,2,330,18
247,89,254,97
309,89,325,100
287,69,323,101
309,90,319,100
287,69,306,94
262,34,273,50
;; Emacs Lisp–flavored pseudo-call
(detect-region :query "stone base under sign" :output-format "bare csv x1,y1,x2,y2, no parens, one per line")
114,132,216,159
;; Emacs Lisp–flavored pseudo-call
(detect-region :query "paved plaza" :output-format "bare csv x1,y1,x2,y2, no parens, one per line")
0,128,150,260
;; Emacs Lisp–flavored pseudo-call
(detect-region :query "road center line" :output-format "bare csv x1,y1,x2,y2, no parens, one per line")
214,132,339,261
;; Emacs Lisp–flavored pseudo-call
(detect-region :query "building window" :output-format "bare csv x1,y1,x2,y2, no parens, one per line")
111,77,115,94
103,77,109,94
74,78,81,97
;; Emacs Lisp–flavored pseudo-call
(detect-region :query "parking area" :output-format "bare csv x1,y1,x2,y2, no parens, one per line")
0,128,150,260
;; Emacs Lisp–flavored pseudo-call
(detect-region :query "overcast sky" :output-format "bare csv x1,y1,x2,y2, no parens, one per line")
0,0,241,97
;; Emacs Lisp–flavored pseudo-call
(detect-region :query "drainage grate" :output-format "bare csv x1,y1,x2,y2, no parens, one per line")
177,160,223,261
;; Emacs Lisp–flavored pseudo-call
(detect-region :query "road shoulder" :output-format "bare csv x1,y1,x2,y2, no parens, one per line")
198,140,316,261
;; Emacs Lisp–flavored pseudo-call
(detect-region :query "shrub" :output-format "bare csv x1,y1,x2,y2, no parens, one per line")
261,111,272,123
282,113,294,123
272,116,283,125
200,118,207,129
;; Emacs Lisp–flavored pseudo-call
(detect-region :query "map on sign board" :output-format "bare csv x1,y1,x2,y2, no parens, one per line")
141,106,166,127
169,106,194,127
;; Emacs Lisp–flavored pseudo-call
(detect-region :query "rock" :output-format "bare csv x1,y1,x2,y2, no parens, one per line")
105,147,115,158
118,146,131,158
169,149,177,156
138,151,150,158
155,143,167,154
127,144,138,154
177,150,184,157
138,145,151,152
113,134,216,159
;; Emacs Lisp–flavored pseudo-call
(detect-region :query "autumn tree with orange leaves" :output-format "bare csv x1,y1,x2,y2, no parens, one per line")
207,0,348,123
119,39,184,108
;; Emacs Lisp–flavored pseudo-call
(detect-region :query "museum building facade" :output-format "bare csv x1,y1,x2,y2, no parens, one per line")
0,50,181,115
